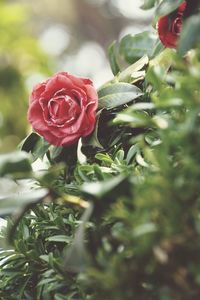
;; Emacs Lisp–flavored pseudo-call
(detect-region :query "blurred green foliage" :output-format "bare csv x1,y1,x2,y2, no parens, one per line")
0,0,50,153
0,0,200,299
1,46,200,300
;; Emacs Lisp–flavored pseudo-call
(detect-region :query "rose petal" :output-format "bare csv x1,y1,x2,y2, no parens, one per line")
157,1,186,49
157,16,178,48
43,73,75,99
71,88,88,107
85,84,98,104
60,133,80,147
36,129,61,146
30,82,47,103
28,102,48,132
178,1,187,14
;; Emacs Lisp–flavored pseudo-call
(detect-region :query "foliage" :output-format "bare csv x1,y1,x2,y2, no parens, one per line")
0,0,200,299
0,204,83,300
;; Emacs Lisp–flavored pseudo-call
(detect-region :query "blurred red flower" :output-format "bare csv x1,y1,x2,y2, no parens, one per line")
157,1,187,48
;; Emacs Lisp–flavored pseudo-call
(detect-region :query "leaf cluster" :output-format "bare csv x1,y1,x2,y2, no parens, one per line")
0,0,200,299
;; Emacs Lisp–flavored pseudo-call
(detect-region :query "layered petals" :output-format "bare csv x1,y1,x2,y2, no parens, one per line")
28,72,98,147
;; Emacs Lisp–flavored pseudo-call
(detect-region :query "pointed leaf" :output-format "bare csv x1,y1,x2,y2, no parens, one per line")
108,41,120,76
118,55,149,83
98,83,143,109
119,31,157,64
156,0,184,16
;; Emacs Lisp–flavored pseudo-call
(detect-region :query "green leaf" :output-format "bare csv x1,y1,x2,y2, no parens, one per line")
141,0,157,10
46,235,71,243
152,40,165,58
178,14,200,55
81,175,125,198
21,132,50,162
149,48,174,73
115,150,125,162
119,31,157,64
20,132,40,152
0,151,32,177
82,110,104,150
38,278,57,286
49,146,63,160
156,0,184,16
0,253,24,267
95,153,113,165
98,83,143,109
63,202,93,272
0,187,48,216
126,144,139,164
133,222,157,237
55,294,69,300
130,102,155,111
108,41,120,76
32,137,50,161
114,110,152,127
39,255,49,263
136,152,149,168
118,55,149,83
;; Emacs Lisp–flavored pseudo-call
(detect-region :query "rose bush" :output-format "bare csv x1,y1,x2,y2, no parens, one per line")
1,0,200,299
157,1,187,48
28,72,98,147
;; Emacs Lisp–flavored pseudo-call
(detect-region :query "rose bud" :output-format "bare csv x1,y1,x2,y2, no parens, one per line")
28,72,98,147
157,1,187,48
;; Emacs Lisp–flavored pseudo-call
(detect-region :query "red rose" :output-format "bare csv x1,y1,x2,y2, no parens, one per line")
157,1,187,48
28,72,98,147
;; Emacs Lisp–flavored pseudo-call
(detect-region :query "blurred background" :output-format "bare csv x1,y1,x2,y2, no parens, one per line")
0,0,153,153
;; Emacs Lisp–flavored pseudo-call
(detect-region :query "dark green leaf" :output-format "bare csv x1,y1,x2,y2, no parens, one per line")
21,132,50,162
32,137,50,161
49,146,63,160
20,132,40,153
82,110,104,149
108,41,120,76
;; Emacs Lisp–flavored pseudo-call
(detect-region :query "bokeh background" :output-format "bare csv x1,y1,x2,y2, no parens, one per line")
0,0,153,153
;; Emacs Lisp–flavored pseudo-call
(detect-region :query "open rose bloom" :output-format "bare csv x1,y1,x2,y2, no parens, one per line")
28,72,98,147
157,1,187,48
